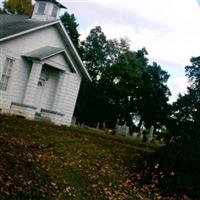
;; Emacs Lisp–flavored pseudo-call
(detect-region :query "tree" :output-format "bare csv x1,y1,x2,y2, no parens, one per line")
75,25,171,131
101,50,144,128
75,27,137,127
81,26,109,80
3,0,33,16
168,56,200,144
75,27,116,127
60,11,81,53
141,56,200,199
137,62,171,130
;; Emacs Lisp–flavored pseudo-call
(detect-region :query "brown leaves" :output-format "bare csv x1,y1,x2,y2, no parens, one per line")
0,115,191,200
99,166,113,175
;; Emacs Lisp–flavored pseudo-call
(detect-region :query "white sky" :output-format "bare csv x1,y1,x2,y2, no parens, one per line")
58,0,200,102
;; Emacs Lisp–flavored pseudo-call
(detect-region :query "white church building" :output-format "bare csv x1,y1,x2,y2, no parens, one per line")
0,0,91,125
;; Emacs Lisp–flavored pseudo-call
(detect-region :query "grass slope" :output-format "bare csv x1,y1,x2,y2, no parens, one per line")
0,114,160,200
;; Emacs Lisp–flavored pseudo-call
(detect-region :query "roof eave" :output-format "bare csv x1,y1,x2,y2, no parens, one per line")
23,49,65,60
56,21,92,81
23,49,78,74
0,20,59,43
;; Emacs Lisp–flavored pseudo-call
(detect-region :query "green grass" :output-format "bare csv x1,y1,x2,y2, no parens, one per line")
0,114,160,200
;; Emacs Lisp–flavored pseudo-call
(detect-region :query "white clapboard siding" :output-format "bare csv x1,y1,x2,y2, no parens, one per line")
0,25,83,126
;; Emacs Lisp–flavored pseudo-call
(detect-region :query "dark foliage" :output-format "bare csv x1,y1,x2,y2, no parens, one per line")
137,143,200,199
138,55,200,199
60,11,82,54
166,56,200,144
75,26,171,130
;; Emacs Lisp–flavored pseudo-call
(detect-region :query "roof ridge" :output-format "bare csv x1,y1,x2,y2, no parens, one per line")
0,14,59,40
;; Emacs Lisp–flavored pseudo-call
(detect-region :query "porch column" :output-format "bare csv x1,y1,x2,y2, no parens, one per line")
23,61,43,106
53,71,69,112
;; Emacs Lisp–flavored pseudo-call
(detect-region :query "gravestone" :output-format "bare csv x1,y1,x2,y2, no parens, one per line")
102,121,106,130
96,122,100,129
149,125,154,141
116,124,129,136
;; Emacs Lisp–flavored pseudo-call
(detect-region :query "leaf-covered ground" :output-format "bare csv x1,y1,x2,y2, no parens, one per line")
0,114,186,199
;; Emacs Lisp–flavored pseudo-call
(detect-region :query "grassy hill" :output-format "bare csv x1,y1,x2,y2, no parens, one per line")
0,114,162,200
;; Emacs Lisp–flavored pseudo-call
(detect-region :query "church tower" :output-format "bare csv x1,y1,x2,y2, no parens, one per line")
31,0,66,21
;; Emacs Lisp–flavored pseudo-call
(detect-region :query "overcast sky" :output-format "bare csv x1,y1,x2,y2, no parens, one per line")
58,0,200,102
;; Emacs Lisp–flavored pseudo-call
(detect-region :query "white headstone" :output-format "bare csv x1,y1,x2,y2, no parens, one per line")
96,122,100,129
149,125,154,141
116,124,129,136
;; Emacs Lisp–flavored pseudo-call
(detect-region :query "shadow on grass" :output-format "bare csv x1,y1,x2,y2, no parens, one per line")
135,142,200,199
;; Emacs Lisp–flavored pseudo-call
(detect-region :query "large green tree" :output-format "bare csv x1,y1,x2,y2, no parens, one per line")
60,11,81,53
143,56,200,199
75,26,171,130
100,49,144,128
3,0,33,16
75,27,137,127
138,62,171,130
169,56,200,143
81,26,109,80
75,26,118,126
